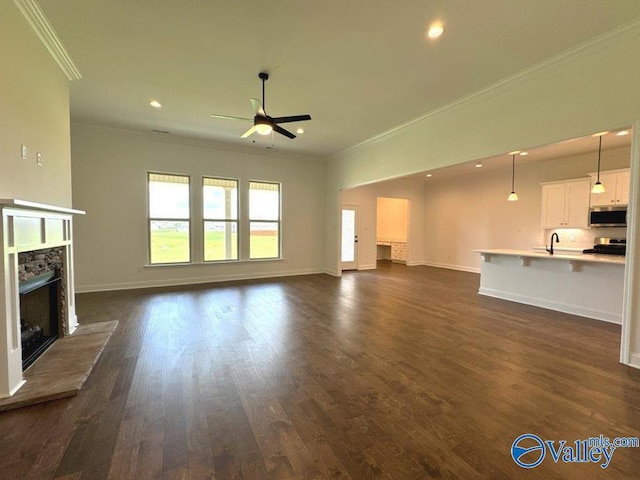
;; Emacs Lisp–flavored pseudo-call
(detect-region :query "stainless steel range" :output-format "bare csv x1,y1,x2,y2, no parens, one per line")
582,237,626,256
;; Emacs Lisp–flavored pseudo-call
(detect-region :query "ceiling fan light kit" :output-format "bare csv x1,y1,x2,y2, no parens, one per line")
211,72,311,140
254,116,273,135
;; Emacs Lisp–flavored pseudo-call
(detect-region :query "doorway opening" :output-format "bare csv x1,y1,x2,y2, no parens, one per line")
341,206,358,271
376,197,408,266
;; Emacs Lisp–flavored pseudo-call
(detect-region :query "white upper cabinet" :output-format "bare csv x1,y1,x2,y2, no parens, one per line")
615,170,630,205
541,179,590,229
541,183,566,228
589,168,630,206
565,181,592,226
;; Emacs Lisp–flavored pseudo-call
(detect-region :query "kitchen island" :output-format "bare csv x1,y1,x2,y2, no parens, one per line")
473,249,625,324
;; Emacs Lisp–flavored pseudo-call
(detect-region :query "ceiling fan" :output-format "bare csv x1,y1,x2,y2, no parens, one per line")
211,72,311,139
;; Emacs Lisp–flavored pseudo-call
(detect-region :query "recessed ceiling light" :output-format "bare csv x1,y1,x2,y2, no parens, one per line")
427,23,444,39
519,151,528,156
296,128,304,134
475,162,483,168
150,100,162,108
616,130,630,136
426,173,433,178
591,131,609,137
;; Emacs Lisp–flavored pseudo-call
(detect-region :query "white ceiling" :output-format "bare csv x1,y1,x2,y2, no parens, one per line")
38,0,640,158
404,129,632,182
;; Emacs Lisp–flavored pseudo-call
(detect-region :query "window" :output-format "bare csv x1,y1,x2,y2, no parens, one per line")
249,181,281,259
203,177,238,261
148,173,190,264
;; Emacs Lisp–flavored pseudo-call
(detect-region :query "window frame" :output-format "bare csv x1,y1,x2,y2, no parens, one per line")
147,171,192,265
248,180,282,260
202,176,240,263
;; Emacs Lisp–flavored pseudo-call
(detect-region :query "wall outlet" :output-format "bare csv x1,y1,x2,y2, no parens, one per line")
570,234,576,242
36,152,42,166
21,145,27,160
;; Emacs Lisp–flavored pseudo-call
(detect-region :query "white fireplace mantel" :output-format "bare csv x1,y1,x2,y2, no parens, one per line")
0,199,85,397
0,199,85,216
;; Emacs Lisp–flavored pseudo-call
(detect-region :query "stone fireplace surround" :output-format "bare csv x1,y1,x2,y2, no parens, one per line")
0,199,84,397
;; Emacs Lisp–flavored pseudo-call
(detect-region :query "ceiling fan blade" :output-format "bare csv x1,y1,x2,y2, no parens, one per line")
270,114,311,124
273,124,296,139
210,113,252,121
250,98,265,116
241,125,257,138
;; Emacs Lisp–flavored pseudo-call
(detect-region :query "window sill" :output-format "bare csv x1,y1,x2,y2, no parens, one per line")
144,258,285,268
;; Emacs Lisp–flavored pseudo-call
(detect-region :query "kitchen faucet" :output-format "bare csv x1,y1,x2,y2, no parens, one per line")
546,232,559,255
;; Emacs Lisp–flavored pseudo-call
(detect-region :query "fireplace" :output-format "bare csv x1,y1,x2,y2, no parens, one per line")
0,199,84,397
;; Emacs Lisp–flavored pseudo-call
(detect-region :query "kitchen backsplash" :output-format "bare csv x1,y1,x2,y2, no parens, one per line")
542,226,626,249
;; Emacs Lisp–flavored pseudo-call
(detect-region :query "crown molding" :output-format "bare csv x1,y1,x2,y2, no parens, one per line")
13,0,82,81
333,18,640,160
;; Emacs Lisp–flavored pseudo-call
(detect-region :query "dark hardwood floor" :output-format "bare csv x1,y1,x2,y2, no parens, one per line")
1,263,640,479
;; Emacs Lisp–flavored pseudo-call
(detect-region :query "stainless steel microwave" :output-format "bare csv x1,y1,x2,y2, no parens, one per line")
589,206,627,227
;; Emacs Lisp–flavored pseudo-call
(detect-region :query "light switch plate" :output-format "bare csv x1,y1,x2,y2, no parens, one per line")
36,152,42,166
21,145,27,160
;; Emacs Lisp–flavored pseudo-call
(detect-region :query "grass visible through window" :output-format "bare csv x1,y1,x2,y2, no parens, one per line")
204,231,237,261
150,230,278,263
150,229,189,264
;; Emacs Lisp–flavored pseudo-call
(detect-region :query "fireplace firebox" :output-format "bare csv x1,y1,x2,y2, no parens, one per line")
19,270,62,370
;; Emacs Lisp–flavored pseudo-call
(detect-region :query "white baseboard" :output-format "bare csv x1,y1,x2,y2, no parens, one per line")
421,261,481,274
358,263,377,271
76,268,325,293
323,268,340,277
628,353,640,370
478,287,622,324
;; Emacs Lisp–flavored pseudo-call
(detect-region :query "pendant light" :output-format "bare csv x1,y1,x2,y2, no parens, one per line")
591,134,605,194
508,153,518,201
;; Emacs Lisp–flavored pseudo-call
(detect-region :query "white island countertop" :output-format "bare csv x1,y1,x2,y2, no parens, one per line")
472,249,625,265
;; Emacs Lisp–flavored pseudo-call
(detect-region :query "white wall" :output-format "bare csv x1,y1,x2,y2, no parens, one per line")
71,124,326,291
376,197,408,242
0,0,72,206
423,147,631,272
341,178,425,269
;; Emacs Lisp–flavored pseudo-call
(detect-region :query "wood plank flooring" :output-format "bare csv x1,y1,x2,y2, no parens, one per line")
1,263,640,479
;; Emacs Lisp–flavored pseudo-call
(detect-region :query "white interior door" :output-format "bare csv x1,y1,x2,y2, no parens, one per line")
341,206,358,270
